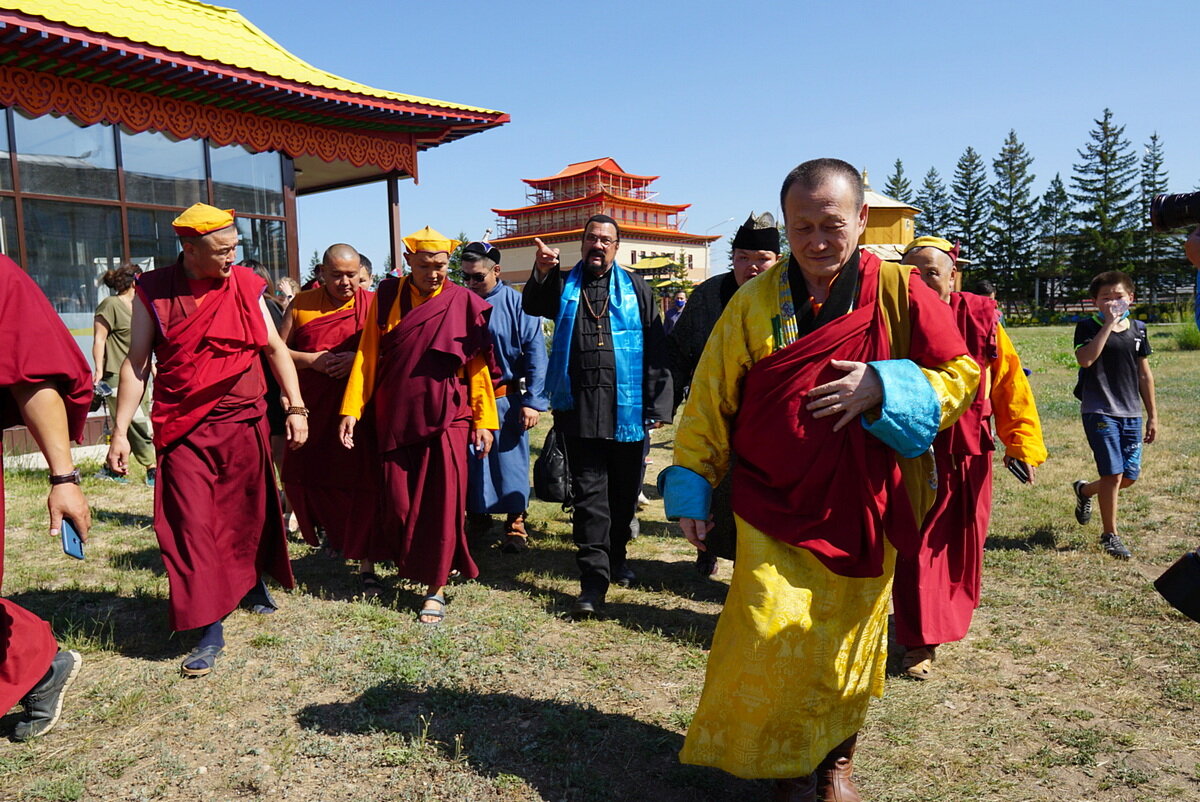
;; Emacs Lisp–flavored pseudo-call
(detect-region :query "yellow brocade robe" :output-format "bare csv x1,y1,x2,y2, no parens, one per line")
674,255,978,779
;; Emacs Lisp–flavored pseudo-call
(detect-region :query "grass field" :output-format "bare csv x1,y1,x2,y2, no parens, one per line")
2,324,1199,801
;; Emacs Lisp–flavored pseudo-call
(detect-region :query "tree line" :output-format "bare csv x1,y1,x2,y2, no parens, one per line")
881,109,1194,312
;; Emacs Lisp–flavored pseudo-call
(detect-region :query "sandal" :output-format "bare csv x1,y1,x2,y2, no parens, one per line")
418,594,446,626
901,646,936,680
360,571,384,600
180,644,222,678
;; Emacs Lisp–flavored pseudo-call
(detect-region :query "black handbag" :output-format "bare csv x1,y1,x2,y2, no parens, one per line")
1155,550,1200,623
533,427,572,508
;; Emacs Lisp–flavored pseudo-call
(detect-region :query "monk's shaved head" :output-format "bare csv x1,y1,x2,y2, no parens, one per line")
322,243,360,267
320,243,361,302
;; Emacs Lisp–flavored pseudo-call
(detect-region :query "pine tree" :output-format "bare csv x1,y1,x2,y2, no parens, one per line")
949,146,990,267
1070,108,1138,278
914,167,951,237
985,130,1038,301
1036,173,1074,310
1138,132,1173,304
883,158,913,203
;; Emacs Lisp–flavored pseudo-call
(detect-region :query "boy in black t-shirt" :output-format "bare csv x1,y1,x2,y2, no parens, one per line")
1071,271,1158,559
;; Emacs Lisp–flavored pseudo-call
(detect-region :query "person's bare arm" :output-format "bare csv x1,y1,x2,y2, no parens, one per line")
12,381,91,538
260,298,309,449
91,316,111,384
1138,358,1157,444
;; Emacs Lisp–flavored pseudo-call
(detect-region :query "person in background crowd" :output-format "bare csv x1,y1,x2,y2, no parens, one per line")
357,254,374,290
1,254,92,741
107,203,308,678
892,236,1046,680
667,212,781,577
660,159,977,799
522,215,673,620
339,226,498,625
461,241,549,553
277,276,300,306
93,263,156,487
662,290,687,335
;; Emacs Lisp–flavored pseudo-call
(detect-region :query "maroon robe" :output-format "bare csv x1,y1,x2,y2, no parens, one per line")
893,292,999,647
0,256,91,711
137,262,293,631
281,288,380,557
370,278,494,586
731,256,970,578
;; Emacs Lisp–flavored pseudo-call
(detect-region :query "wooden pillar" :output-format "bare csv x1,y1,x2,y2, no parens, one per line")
282,155,301,281
387,173,402,275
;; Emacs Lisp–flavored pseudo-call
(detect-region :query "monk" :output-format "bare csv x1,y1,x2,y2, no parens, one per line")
892,236,1046,680
1,255,92,740
339,226,498,625
280,244,381,592
107,203,309,678
660,159,978,799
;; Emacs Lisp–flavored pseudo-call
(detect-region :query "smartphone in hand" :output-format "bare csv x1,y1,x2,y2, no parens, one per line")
61,517,85,560
1006,459,1030,484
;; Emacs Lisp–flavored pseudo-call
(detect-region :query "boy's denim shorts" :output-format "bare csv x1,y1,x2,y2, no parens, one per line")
1082,413,1142,479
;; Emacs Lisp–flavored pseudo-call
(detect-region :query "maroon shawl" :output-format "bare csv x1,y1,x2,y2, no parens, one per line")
940,292,999,457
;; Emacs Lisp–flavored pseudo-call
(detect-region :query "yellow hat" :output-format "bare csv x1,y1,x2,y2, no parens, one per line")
172,203,235,237
403,226,460,255
902,236,955,255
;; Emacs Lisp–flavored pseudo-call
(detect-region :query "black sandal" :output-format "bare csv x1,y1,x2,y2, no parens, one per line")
418,594,446,625
360,571,384,599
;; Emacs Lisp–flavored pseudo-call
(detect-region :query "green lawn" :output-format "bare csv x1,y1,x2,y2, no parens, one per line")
2,324,1198,801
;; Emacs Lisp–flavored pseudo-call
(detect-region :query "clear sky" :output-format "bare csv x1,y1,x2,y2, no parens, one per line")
233,0,1200,276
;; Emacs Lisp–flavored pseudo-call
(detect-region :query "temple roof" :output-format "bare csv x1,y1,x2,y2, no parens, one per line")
492,190,689,217
525,157,658,186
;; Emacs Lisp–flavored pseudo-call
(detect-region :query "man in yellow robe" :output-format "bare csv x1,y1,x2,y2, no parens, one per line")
659,159,979,800
339,227,498,625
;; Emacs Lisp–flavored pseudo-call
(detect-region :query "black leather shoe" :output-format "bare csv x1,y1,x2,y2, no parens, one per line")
614,564,636,588
570,592,605,621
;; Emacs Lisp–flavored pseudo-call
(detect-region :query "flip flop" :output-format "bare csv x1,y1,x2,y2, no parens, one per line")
418,594,446,626
180,644,222,678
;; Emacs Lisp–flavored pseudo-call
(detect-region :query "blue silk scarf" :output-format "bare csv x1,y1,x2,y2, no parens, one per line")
546,262,644,442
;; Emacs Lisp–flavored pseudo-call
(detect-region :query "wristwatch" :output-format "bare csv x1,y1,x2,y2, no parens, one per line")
49,468,81,486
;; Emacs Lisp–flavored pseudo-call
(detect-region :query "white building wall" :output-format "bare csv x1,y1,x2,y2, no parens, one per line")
497,237,711,287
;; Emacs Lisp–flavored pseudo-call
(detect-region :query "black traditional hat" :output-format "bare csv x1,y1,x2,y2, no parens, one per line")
730,212,780,253
461,241,501,264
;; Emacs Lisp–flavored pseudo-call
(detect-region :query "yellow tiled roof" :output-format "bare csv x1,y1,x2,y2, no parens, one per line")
10,0,501,115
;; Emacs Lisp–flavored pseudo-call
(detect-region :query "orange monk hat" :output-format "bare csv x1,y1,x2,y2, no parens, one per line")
172,203,236,237
403,226,460,255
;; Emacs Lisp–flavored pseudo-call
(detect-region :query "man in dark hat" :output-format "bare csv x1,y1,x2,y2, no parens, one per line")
461,241,548,553
666,212,781,575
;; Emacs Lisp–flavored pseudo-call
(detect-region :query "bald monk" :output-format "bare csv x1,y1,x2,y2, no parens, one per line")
107,203,309,678
339,226,499,624
1,255,92,740
280,244,381,585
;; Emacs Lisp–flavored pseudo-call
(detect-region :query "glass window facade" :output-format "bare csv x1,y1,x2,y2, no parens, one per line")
0,106,293,317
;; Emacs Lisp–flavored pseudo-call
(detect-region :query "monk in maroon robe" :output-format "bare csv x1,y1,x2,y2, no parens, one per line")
280,244,380,570
1,254,92,740
339,227,498,624
107,203,309,678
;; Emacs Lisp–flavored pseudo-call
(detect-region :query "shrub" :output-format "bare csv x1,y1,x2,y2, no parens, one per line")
1174,323,1200,351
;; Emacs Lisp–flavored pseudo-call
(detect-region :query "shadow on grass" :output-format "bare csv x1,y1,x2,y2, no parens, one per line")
4,588,187,660
985,526,1059,551
93,508,154,530
297,682,763,802
107,546,166,576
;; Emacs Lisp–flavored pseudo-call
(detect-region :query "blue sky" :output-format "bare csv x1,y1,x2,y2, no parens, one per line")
234,0,1200,274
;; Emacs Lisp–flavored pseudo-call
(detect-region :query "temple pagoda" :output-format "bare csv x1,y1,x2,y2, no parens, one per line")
490,158,719,285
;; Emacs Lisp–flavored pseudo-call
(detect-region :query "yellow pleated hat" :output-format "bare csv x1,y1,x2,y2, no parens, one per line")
403,226,460,255
902,236,955,255
172,203,236,237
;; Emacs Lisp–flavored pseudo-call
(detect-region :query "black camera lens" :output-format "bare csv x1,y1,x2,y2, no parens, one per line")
1150,192,1200,232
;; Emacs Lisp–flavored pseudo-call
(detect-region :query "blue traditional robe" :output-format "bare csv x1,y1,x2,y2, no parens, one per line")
468,281,549,514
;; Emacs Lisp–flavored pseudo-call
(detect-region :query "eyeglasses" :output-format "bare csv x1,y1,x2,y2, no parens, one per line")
583,234,617,247
462,272,490,283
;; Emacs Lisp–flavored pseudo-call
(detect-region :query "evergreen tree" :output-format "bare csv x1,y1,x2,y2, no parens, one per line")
1137,132,1173,304
883,158,913,203
1036,173,1074,310
985,130,1038,301
949,146,990,267
1069,108,1138,277
913,167,951,237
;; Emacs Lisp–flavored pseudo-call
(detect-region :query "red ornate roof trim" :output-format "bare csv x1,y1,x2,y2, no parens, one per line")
524,157,658,185
0,66,417,176
493,191,689,216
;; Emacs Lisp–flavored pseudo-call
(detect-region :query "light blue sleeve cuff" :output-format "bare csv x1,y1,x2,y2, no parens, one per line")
862,359,940,458
657,465,712,522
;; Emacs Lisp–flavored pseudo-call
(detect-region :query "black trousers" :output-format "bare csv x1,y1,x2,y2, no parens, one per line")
564,435,643,595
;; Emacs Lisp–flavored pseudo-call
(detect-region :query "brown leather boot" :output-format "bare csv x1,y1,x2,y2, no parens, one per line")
816,733,861,802
772,774,817,802
500,511,528,553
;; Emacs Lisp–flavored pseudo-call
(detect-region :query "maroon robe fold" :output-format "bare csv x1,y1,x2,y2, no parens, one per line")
138,262,292,631
731,257,969,578
894,292,999,647
370,279,494,586
0,255,91,711
281,288,381,556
